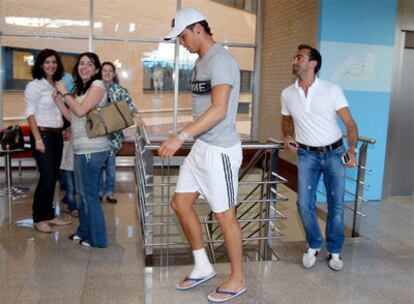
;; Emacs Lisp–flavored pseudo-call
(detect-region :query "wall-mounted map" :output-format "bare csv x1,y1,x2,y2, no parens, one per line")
319,41,393,93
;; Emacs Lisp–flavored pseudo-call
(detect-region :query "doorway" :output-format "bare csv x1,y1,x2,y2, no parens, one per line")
383,31,414,197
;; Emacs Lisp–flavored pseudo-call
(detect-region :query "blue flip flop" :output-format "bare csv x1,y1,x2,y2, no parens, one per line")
176,271,216,290
207,287,247,303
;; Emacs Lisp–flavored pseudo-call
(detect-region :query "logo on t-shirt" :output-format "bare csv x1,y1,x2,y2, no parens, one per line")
191,80,211,95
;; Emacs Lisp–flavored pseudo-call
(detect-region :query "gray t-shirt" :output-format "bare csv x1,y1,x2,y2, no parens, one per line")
191,43,240,148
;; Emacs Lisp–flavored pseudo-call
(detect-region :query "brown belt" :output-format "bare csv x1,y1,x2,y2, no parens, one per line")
38,127,62,134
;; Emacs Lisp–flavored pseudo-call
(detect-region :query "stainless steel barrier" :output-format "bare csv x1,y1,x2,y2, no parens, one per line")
350,136,376,237
134,123,288,263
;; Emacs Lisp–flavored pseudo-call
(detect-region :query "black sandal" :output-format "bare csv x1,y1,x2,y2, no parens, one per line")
106,196,118,204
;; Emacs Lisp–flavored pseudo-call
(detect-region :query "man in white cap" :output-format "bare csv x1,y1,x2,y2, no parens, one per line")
158,7,246,303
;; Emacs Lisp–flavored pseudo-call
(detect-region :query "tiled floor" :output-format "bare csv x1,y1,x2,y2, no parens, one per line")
0,168,413,304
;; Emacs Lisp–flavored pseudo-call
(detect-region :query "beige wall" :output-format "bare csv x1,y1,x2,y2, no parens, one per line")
258,0,319,162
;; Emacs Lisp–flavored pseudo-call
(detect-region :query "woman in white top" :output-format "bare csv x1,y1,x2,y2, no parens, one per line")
24,49,71,233
54,52,110,248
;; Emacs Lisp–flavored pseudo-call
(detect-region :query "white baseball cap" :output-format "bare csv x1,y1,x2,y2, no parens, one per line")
164,7,206,40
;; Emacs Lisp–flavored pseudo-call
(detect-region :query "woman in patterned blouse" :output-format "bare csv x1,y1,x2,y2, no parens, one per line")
99,61,138,204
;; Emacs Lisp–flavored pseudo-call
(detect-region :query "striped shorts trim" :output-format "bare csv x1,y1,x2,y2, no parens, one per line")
221,153,235,209
175,140,242,213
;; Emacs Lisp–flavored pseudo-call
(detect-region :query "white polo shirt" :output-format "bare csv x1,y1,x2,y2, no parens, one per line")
281,77,348,147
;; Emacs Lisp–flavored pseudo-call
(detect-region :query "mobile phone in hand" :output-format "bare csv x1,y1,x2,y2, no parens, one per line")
341,152,350,165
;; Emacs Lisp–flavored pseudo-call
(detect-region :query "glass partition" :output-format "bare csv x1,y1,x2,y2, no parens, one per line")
93,0,176,40
0,0,258,139
1,35,88,126
182,0,256,44
93,40,186,138
0,0,90,37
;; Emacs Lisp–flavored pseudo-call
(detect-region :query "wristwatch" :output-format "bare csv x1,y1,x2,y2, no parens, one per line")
176,131,188,143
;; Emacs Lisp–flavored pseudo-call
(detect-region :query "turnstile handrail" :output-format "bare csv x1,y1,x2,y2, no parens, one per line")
135,122,287,262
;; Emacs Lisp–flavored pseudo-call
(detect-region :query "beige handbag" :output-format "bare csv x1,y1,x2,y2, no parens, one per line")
85,98,134,139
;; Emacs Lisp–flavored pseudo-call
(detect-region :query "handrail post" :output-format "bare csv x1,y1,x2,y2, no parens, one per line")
258,148,267,258
352,142,368,237
207,211,214,258
135,124,154,258
204,218,216,263
263,146,279,260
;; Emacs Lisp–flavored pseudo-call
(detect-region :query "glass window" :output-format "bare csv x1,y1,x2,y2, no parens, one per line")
93,40,191,139
2,47,79,90
1,1,258,140
0,0,90,36
182,0,257,44
212,0,257,13
1,35,88,126
93,0,176,39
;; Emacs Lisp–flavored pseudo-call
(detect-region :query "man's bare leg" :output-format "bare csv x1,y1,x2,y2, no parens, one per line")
171,192,202,248
172,192,214,288
209,208,246,299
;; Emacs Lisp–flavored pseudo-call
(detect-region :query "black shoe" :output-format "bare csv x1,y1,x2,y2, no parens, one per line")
106,196,117,204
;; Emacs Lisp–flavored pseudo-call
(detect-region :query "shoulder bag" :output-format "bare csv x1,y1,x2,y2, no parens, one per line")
85,93,134,139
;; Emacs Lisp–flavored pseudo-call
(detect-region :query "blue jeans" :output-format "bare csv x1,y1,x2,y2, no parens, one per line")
74,151,110,247
296,145,346,253
60,170,77,211
99,153,116,197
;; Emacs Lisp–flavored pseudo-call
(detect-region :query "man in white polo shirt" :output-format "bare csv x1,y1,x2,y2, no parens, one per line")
281,44,358,271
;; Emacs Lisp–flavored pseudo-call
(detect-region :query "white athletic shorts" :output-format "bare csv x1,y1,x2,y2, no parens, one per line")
175,139,243,213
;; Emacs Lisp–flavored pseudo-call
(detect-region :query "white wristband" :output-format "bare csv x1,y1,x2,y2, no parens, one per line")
176,131,188,142
349,147,358,154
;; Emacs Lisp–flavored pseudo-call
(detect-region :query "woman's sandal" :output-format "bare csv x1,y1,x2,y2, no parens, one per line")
34,222,52,233
47,218,71,226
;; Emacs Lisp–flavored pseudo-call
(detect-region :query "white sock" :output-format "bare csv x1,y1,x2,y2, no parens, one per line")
330,253,340,260
189,248,214,278
308,248,321,254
